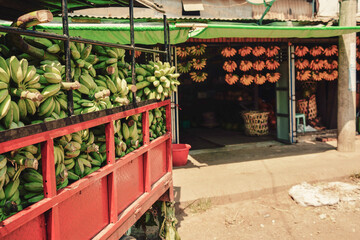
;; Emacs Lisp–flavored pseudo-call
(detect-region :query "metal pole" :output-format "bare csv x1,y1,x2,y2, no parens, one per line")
61,0,74,116
337,0,357,152
130,0,137,105
163,14,170,62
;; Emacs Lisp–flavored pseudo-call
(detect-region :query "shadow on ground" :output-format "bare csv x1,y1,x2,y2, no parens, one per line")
174,141,336,169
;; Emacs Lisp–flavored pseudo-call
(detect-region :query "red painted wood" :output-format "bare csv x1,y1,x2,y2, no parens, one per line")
93,173,172,240
41,140,60,240
0,134,170,237
1,214,46,240
57,177,109,240
165,104,172,173
0,100,170,154
116,156,144,214
149,142,167,185
142,111,150,145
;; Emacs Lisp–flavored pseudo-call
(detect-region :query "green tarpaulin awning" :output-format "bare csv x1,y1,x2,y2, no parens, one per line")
188,22,360,39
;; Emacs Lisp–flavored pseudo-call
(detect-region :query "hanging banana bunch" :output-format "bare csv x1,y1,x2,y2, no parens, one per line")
225,73,239,85
266,72,281,83
254,74,267,85
221,47,237,58
240,75,254,86
190,44,206,56
238,46,252,57
177,62,192,74
294,46,309,57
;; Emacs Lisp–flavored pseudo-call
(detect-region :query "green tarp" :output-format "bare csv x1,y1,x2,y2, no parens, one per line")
34,23,189,45
190,22,360,39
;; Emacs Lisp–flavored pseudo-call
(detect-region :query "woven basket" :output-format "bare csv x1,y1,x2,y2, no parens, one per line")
308,94,317,120
296,99,308,117
242,111,270,136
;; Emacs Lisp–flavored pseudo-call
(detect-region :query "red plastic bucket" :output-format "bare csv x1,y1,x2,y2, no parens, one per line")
172,144,191,167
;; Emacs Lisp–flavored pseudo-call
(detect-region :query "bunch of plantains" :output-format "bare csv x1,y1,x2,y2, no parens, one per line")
0,144,42,221
149,107,167,141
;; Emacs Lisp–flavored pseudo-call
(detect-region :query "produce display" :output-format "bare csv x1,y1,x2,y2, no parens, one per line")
0,32,179,130
295,44,338,82
177,44,207,82
221,44,282,85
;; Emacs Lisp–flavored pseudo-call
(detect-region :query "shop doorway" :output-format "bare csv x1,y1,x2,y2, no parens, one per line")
176,41,289,150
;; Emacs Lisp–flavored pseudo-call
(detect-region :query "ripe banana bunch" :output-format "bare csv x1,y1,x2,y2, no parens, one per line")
296,70,311,81
252,46,266,57
240,75,254,86
323,45,338,57
310,59,324,71
239,60,252,72
295,59,309,70
253,60,265,71
149,108,166,141
309,46,324,57
238,46,253,57
192,58,207,70
322,60,332,70
225,73,239,85
221,47,237,58
266,46,280,58
312,71,323,81
223,60,237,73
266,72,281,83
295,46,309,57
266,59,280,71
0,56,43,129
254,74,267,85
322,70,338,81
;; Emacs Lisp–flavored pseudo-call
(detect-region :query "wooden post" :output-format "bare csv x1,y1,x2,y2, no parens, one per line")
337,0,357,152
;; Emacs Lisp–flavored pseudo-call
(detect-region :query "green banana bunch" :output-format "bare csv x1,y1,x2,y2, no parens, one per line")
0,144,41,221
0,56,43,129
131,61,180,102
36,60,78,121
149,107,167,141
57,129,103,182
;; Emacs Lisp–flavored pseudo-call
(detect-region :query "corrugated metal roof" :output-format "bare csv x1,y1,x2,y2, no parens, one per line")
252,0,313,21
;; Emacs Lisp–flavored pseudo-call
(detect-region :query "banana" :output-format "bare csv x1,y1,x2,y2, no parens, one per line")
47,44,61,54
122,123,130,140
67,171,80,181
22,169,43,183
27,194,44,203
4,178,20,199
10,101,19,123
8,56,23,84
0,68,10,84
44,72,62,84
106,77,117,94
0,82,8,90
77,84,90,95
24,182,43,193
38,97,55,116
41,83,61,98
0,89,8,104
0,57,9,76
2,100,13,128
25,99,37,115
53,99,61,115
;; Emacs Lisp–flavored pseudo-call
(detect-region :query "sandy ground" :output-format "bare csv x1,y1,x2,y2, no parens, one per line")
176,177,360,240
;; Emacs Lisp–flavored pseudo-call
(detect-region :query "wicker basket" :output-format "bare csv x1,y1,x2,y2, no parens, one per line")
242,111,270,136
296,99,308,117
308,94,317,120
296,94,317,120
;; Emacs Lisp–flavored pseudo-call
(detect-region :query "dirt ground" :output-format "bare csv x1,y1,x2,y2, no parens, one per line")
176,177,360,240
